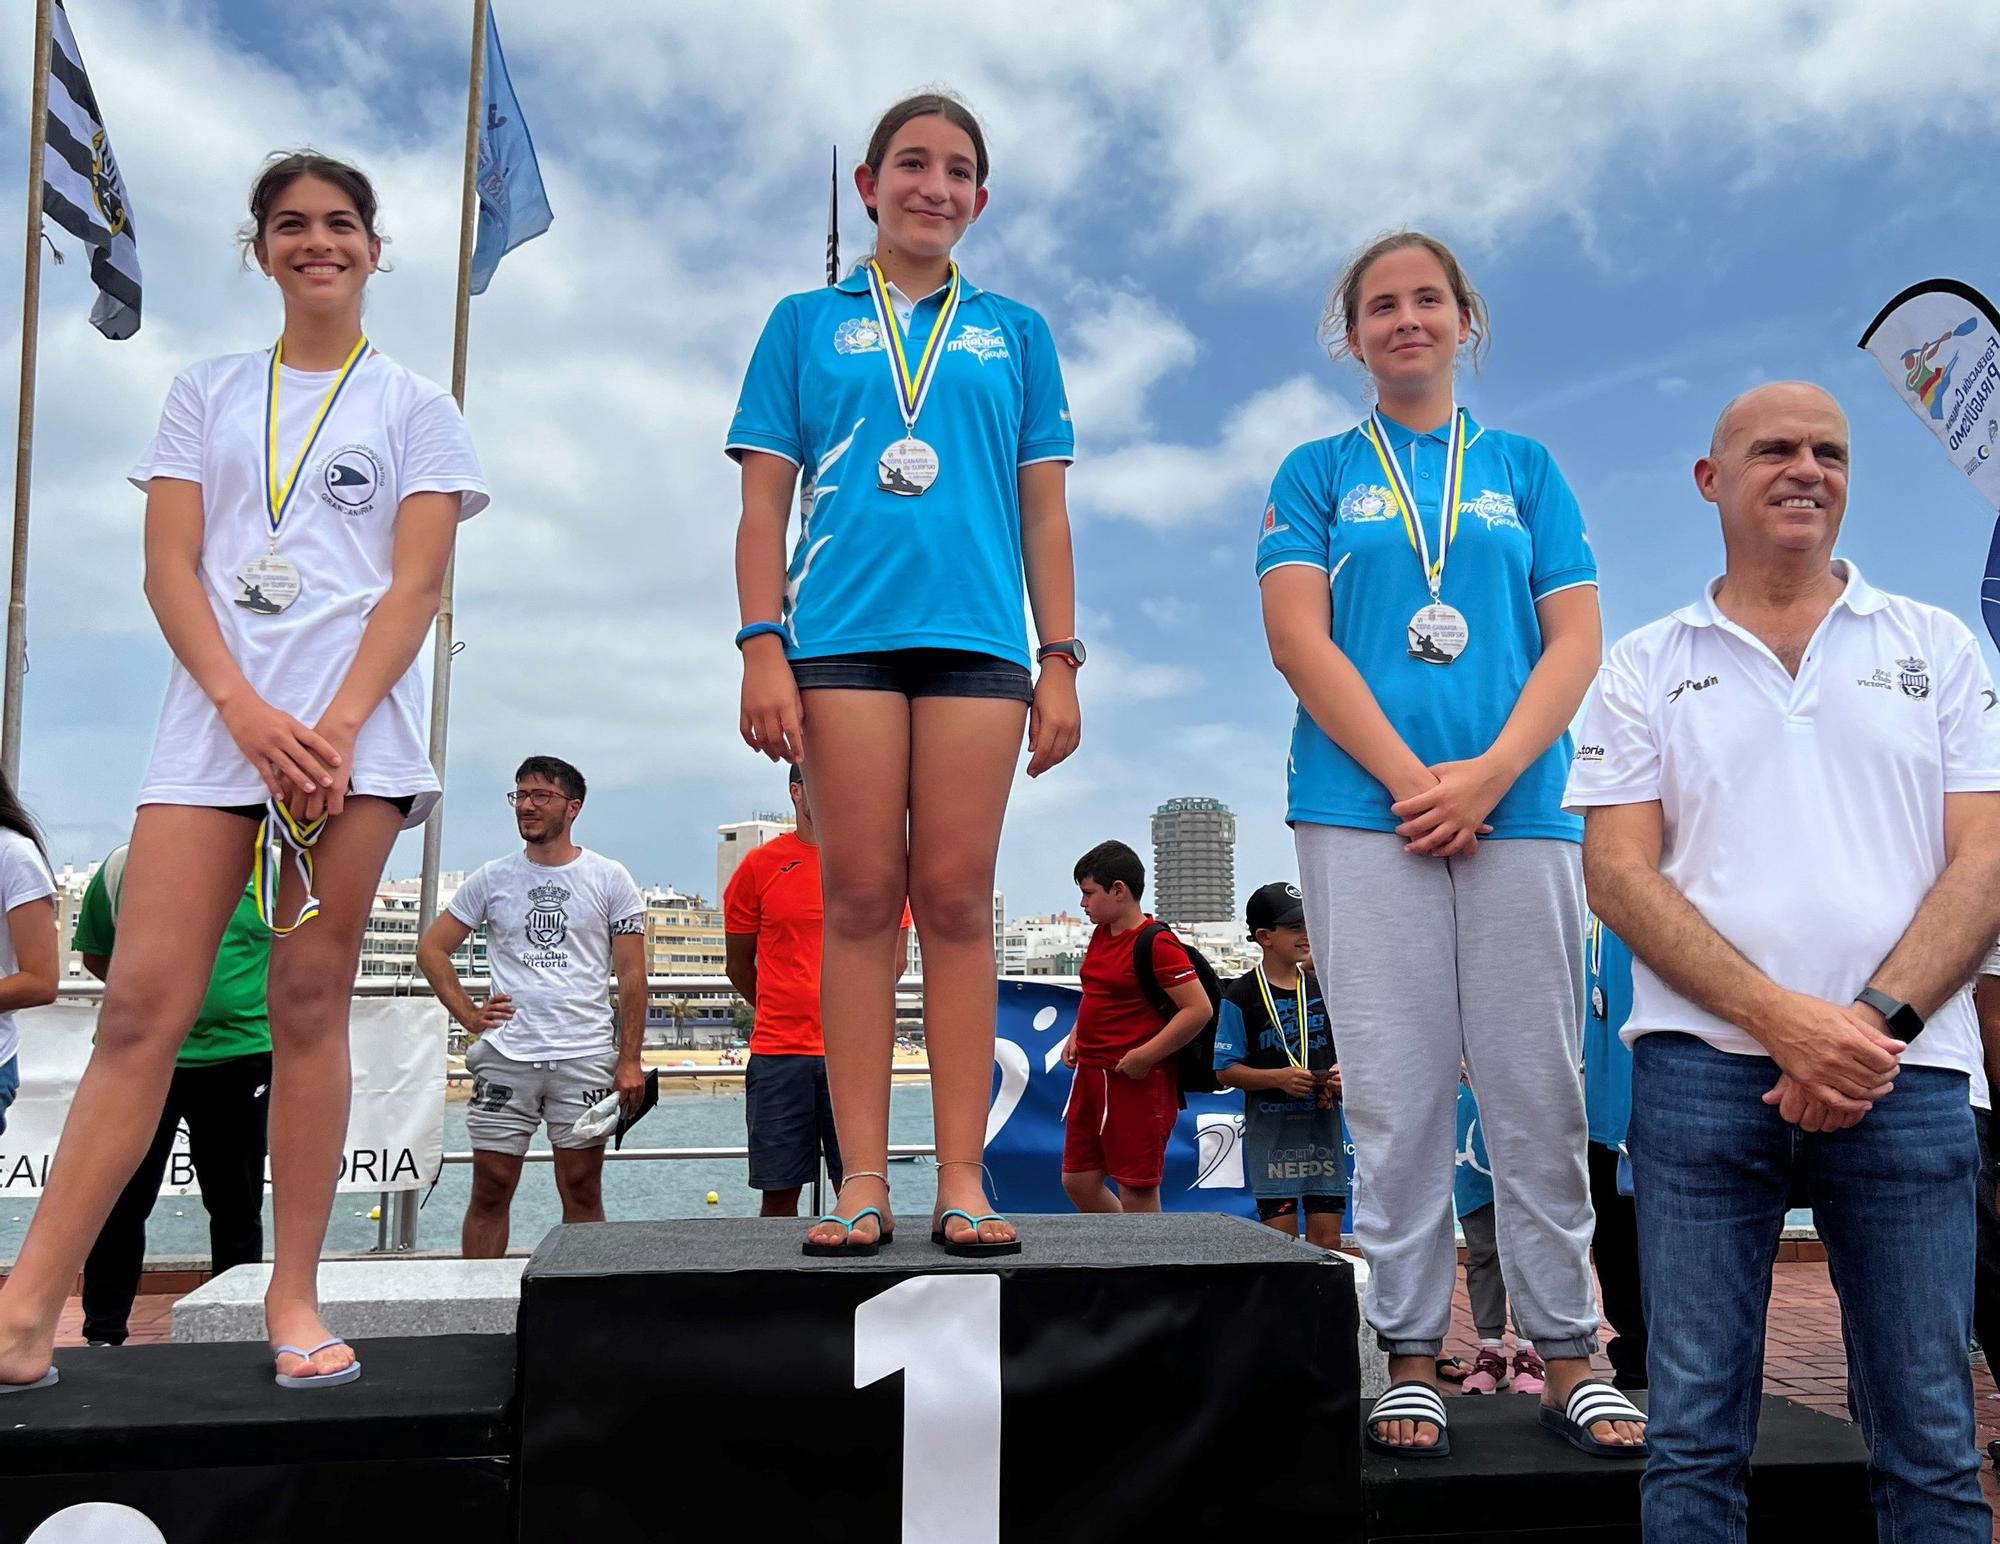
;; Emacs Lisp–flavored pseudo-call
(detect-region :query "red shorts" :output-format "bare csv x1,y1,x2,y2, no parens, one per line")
1061,1063,1178,1188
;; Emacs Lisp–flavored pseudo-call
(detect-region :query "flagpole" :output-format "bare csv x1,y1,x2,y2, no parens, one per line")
2,0,54,787
417,0,487,936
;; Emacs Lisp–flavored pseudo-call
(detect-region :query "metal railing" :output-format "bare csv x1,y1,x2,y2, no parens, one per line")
377,1060,943,1250
46,973,1081,1254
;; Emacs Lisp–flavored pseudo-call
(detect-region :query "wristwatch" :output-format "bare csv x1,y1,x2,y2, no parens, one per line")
1036,638,1086,669
1854,986,1924,1040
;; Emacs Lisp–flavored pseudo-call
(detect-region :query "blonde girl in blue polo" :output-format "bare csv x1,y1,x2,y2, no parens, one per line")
728,92,1081,1259
1257,232,1646,1460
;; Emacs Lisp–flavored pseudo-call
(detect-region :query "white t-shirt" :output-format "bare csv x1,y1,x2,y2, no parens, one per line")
0,828,55,1067
1564,562,2000,1077
128,348,488,827
448,848,645,1062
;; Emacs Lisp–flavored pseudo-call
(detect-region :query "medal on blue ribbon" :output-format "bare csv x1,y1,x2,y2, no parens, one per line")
251,796,327,936
241,335,369,615
865,261,960,496
1363,406,1470,665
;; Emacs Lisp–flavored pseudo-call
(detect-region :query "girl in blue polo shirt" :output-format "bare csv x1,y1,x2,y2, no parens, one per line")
728,93,1080,1259
1257,232,1644,1459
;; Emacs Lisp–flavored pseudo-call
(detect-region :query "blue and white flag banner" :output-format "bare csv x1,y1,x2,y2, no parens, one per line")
1859,278,2000,649
985,980,1259,1218
469,5,552,297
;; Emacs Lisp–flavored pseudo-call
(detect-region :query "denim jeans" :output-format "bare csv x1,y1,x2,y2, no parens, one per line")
0,1053,16,1135
1630,1033,1988,1544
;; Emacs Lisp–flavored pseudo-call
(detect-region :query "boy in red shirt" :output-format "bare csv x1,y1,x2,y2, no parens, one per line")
1061,841,1213,1213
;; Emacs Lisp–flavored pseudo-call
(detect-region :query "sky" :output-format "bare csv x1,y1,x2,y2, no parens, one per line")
3,1,2000,915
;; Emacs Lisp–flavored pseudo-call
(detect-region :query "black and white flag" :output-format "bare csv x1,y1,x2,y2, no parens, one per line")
42,0,140,339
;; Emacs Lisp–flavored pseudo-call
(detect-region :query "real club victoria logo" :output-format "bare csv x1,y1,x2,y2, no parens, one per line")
1897,656,1931,699
321,444,384,514
525,882,570,949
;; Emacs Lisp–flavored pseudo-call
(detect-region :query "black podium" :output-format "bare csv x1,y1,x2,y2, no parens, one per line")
1,1334,515,1544
515,1213,1363,1544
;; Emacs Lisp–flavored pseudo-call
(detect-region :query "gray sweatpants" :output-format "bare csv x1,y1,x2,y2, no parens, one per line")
1296,824,1599,1359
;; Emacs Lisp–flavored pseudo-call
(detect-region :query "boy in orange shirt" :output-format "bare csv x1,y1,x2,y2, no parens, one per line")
725,764,908,1217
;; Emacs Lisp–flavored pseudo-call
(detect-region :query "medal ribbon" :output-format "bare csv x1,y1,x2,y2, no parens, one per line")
1363,406,1467,603
265,336,369,545
864,261,961,438
252,798,327,936
1587,914,1603,979
1255,964,1310,1071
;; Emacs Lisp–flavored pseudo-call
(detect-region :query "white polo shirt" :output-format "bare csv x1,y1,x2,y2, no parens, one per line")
1564,561,2000,1077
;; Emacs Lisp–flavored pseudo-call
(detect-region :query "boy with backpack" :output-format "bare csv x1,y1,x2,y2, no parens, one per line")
1061,841,1216,1213
1214,881,1345,1246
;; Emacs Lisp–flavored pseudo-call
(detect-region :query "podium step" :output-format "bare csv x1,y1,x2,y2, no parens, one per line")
2,1334,516,1544
516,1213,1364,1544
1360,1391,1873,1542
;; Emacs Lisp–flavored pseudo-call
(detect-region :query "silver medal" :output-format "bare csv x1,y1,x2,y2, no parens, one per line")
1407,602,1469,665
877,436,940,497
1591,984,1607,1021
236,553,302,615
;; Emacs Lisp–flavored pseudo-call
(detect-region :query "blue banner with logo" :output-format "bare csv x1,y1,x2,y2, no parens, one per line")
984,980,1259,1217
470,7,552,296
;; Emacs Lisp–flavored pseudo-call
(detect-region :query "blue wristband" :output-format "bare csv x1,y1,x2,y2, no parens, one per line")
734,621,787,650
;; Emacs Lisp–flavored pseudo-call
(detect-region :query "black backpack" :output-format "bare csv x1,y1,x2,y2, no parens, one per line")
1130,920,1225,1105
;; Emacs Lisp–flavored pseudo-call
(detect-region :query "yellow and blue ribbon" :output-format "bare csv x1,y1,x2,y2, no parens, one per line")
265,335,369,543
864,261,960,437
252,798,327,936
1255,963,1311,1070
1362,406,1468,598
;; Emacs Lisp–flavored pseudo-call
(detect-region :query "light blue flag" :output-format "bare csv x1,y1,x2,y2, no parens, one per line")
469,7,551,296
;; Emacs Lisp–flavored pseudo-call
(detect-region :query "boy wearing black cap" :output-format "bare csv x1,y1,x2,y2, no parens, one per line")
1214,882,1344,1246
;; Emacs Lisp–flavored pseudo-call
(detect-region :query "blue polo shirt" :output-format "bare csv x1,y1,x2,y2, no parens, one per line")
1583,916,1635,1149
726,269,1074,668
1255,412,1596,839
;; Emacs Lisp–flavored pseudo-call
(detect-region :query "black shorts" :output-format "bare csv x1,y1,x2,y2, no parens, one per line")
1256,1194,1345,1222
215,793,417,821
790,648,1034,704
744,1053,842,1191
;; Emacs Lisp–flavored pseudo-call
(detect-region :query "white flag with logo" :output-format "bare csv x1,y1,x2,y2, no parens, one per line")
1859,279,2000,648
43,0,141,339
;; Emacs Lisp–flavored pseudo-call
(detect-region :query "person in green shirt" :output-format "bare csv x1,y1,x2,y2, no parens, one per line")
72,843,272,1346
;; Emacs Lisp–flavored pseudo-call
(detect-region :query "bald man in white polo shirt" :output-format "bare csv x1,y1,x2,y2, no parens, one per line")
1567,382,2000,1543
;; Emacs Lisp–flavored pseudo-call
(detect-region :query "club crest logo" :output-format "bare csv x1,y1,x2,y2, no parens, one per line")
1897,657,1931,700
1459,489,1522,530
321,445,383,512
1338,483,1396,524
525,883,570,948
947,323,1009,363
833,317,885,355
90,130,128,238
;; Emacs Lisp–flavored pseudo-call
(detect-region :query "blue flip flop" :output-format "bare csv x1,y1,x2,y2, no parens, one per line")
801,1206,894,1257
0,1367,57,1395
274,1338,362,1390
930,1209,1022,1258
1539,1379,1649,1458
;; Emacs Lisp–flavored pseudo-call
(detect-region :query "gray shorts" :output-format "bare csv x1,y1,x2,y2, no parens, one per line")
463,1037,617,1157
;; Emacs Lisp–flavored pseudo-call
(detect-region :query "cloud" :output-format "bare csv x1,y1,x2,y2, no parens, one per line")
7,0,2000,912
1061,290,1198,441
1069,375,1361,530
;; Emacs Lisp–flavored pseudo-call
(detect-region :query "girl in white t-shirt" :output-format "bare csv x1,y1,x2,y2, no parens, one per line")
0,152,485,1395
0,773,58,1140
